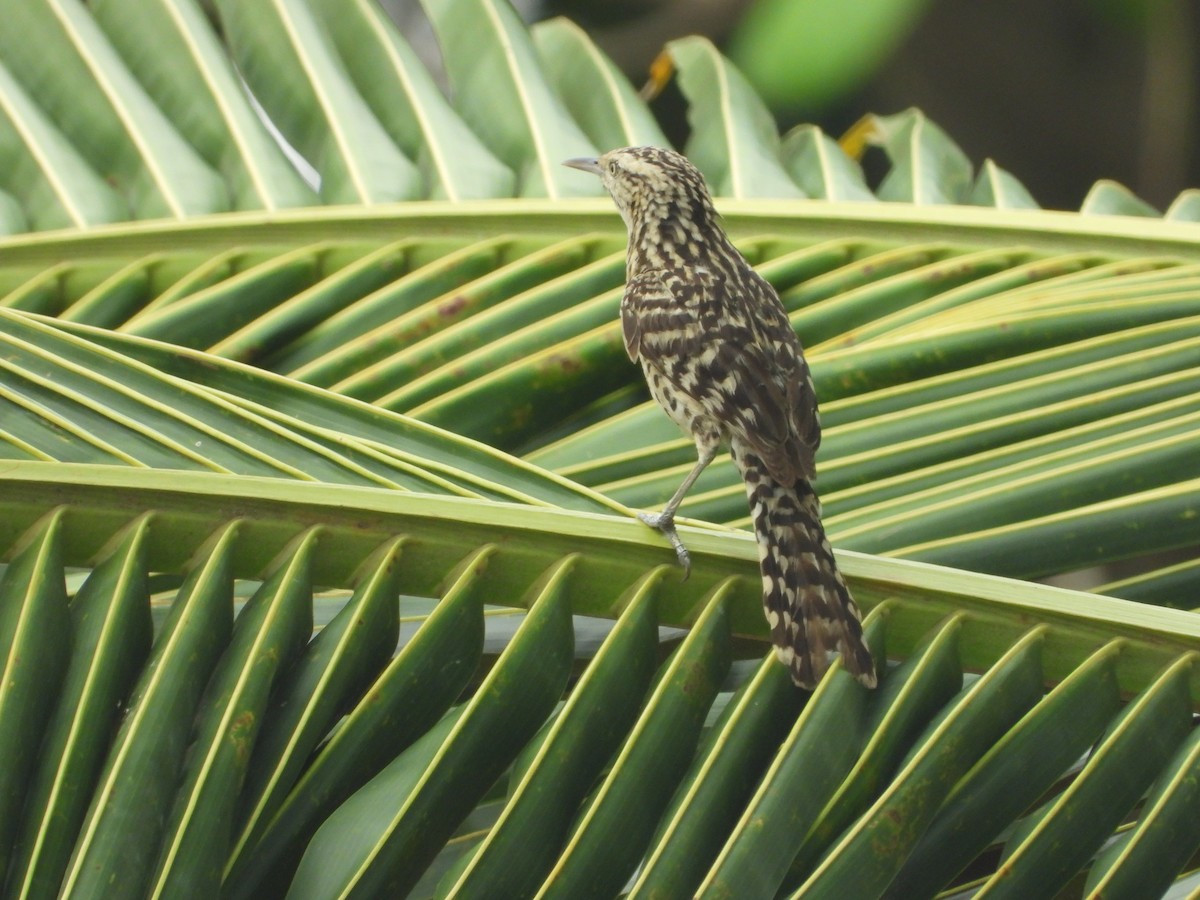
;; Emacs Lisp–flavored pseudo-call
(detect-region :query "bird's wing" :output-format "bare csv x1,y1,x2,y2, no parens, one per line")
720,270,820,481
739,269,821,466
624,267,819,481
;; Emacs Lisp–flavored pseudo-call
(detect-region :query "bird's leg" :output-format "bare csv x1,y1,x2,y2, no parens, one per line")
639,442,718,578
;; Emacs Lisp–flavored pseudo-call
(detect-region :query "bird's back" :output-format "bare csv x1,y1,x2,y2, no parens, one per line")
623,244,819,487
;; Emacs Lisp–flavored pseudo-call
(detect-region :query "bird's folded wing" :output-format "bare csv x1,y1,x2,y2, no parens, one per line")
623,267,819,481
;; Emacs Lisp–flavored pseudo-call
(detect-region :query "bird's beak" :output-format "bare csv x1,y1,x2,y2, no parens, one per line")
563,157,602,176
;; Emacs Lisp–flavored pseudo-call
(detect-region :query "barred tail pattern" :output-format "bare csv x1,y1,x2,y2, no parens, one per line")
733,445,876,689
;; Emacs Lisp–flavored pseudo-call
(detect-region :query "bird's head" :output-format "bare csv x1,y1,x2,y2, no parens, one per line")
564,146,718,232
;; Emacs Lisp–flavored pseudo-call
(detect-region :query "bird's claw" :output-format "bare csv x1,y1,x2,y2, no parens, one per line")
638,511,692,580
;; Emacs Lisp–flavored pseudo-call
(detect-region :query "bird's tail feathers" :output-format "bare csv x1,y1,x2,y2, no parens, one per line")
734,446,876,689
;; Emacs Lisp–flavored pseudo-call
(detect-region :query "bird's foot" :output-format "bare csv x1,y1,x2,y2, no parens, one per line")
638,510,691,579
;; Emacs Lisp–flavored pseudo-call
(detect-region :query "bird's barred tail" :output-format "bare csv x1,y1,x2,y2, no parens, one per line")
733,447,877,689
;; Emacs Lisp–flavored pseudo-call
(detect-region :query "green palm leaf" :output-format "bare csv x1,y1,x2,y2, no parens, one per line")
9,199,1195,594
0,464,1197,896
0,0,1198,895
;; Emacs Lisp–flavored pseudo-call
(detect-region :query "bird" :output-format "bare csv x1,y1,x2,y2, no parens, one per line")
563,147,876,690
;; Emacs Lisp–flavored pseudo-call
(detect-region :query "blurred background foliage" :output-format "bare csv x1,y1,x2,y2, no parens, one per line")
380,0,1199,212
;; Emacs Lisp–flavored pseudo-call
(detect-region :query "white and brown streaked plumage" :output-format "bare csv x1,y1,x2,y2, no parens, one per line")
565,146,876,689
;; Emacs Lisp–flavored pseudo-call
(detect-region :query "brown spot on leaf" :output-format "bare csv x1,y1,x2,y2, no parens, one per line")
438,295,469,318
